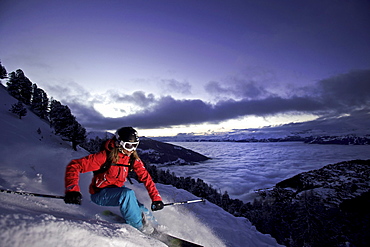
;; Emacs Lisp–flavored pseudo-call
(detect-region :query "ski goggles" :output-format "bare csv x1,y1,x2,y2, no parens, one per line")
119,141,139,152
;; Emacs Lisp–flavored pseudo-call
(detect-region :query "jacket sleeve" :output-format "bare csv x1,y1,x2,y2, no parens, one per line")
133,160,162,202
65,151,106,193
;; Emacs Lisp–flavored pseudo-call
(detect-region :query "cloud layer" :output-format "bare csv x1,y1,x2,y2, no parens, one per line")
54,69,370,132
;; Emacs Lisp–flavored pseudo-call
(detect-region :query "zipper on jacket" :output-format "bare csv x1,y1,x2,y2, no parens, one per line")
96,174,107,187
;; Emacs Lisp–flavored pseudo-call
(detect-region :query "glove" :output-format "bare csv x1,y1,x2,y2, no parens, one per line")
64,191,82,205
151,201,164,211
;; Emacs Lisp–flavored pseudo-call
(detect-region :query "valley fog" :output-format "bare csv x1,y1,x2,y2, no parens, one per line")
163,142,370,202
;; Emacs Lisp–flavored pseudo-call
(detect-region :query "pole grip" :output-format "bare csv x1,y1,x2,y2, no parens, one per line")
164,198,205,207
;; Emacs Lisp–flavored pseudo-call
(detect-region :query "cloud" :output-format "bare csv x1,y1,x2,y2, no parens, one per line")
160,79,192,95
44,81,94,104
205,80,271,100
57,69,370,131
316,69,370,112
96,97,212,130
66,102,106,124
205,68,277,100
109,91,156,107
80,95,325,130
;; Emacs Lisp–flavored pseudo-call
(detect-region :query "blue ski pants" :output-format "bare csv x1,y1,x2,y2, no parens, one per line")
91,186,145,229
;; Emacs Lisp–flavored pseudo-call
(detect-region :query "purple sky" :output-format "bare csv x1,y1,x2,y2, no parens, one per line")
1,0,370,136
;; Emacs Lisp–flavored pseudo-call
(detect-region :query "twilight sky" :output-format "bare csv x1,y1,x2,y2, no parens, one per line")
1,0,370,136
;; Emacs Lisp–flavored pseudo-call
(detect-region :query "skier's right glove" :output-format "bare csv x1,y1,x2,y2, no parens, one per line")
64,191,82,205
151,201,164,211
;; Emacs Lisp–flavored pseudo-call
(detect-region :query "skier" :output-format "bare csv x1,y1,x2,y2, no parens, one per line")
64,126,164,234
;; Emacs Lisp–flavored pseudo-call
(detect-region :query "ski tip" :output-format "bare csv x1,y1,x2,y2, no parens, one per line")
153,231,204,247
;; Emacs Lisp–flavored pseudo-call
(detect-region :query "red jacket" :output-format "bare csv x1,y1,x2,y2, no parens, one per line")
65,139,162,202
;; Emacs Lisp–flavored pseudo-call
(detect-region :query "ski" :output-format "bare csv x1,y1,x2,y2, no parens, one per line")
101,210,203,247
151,230,204,247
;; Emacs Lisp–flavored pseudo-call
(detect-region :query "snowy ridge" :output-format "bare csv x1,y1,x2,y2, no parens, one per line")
0,84,282,246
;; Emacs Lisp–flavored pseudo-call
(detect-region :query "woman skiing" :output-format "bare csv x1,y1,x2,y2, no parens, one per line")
64,126,164,233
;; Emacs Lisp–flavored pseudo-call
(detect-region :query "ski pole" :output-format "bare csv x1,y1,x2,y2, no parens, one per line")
164,198,206,207
0,189,65,199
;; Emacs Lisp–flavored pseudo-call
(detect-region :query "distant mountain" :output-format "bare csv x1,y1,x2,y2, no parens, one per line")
153,113,370,144
137,137,209,164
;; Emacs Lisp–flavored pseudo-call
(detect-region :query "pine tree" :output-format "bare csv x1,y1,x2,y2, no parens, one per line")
49,99,67,129
6,69,33,104
19,70,32,105
31,84,49,119
51,102,74,135
62,120,87,151
49,99,60,122
221,191,231,211
0,61,7,79
6,71,21,99
9,101,27,119
49,99,86,150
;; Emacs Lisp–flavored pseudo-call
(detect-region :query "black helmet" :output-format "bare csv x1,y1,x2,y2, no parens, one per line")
115,127,139,142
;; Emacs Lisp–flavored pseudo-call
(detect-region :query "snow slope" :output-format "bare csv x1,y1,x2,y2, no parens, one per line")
0,84,282,247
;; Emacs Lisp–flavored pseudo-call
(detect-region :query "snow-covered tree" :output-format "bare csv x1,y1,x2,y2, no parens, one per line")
9,100,27,119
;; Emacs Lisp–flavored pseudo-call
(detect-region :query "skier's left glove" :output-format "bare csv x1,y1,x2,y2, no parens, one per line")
151,201,164,211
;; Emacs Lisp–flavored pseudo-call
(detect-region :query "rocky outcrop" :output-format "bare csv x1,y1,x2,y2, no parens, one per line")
276,159,370,206
245,159,370,247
